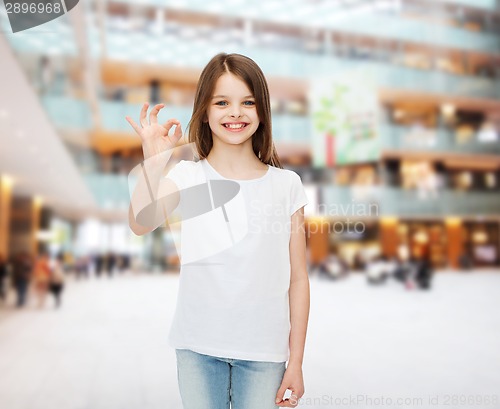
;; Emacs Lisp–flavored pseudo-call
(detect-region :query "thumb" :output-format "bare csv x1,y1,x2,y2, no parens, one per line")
275,384,287,403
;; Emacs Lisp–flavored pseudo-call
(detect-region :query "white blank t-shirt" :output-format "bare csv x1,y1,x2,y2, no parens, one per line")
165,158,308,362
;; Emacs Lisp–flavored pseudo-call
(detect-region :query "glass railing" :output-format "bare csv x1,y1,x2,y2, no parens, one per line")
435,0,499,10
85,173,131,211
371,63,500,99
42,96,92,130
84,173,500,216
270,115,310,143
379,124,500,155
381,187,500,216
317,14,500,52
99,100,192,133
265,51,498,98
321,185,500,217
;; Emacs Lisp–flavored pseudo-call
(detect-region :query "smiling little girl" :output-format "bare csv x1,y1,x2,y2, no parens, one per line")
127,53,309,409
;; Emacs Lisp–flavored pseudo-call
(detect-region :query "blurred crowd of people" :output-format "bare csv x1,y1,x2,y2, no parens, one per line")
0,246,439,311
0,251,65,309
310,252,434,291
0,251,132,310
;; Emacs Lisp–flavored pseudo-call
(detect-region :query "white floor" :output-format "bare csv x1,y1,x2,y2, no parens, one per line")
0,270,499,409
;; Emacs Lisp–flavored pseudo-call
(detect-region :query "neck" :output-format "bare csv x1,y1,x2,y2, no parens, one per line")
206,138,264,172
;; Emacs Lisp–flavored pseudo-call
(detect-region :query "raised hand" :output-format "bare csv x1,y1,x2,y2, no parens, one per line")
125,102,183,161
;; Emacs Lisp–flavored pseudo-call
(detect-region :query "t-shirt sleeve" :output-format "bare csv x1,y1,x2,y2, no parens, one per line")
165,160,192,191
289,171,308,216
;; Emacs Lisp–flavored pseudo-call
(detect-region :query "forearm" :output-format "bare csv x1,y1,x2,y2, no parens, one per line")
130,149,173,206
129,150,175,233
130,162,164,211
288,276,310,368
129,203,153,236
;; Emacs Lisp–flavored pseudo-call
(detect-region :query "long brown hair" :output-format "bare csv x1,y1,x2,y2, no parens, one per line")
186,53,283,169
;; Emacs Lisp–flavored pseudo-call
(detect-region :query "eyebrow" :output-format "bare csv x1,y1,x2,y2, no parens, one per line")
212,95,255,99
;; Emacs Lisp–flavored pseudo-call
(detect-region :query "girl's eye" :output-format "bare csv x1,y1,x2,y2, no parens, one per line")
214,101,255,106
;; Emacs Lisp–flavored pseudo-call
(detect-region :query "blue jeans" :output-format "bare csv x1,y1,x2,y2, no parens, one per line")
175,348,286,409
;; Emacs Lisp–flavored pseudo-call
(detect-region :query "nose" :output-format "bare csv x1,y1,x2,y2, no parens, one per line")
229,105,242,118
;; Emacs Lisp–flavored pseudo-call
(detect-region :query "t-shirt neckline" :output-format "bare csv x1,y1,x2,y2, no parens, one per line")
202,158,271,183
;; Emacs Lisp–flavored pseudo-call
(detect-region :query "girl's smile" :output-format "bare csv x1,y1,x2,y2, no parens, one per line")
222,122,250,132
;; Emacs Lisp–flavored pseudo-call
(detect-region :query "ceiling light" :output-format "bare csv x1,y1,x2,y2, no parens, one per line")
1,174,15,188
445,217,461,226
413,231,429,244
472,230,488,244
441,103,455,118
393,109,405,119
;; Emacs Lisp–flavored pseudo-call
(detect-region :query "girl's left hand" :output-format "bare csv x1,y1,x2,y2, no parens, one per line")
275,364,304,407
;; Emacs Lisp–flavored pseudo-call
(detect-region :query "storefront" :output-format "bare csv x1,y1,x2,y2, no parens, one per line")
382,218,500,269
462,221,500,267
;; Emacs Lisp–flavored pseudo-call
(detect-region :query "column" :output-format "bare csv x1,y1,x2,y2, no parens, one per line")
32,196,43,257
0,175,13,259
380,217,399,258
445,217,463,269
306,218,329,265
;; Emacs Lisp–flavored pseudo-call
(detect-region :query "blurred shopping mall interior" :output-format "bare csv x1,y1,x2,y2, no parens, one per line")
1,0,500,274
2,3,500,408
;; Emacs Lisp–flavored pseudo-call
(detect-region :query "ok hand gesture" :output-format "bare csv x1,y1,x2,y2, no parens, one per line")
125,103,183,161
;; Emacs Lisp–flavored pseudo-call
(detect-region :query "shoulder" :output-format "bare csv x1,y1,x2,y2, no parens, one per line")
172,159,201,171
166,159,205,189
166,159,202,178
270,166,303,184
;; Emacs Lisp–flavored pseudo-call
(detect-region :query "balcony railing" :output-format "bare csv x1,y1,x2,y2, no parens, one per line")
320,185,500,217
435,0,499,10
85,173,130,211
379,124,500,155
84,173,500,216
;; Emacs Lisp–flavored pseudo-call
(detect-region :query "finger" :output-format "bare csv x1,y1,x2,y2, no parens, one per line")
125,116,141,135
168,124,183,145
275,385,287,405
171,121,183,143
140,102,149,128
278,398,295,408
277,395,298,408
149,103,165,124
163,118,181,137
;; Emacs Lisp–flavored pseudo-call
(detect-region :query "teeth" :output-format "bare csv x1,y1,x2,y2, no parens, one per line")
224,123,246,129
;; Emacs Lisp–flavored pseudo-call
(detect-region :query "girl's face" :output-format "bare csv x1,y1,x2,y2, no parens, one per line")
206,73,260,148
